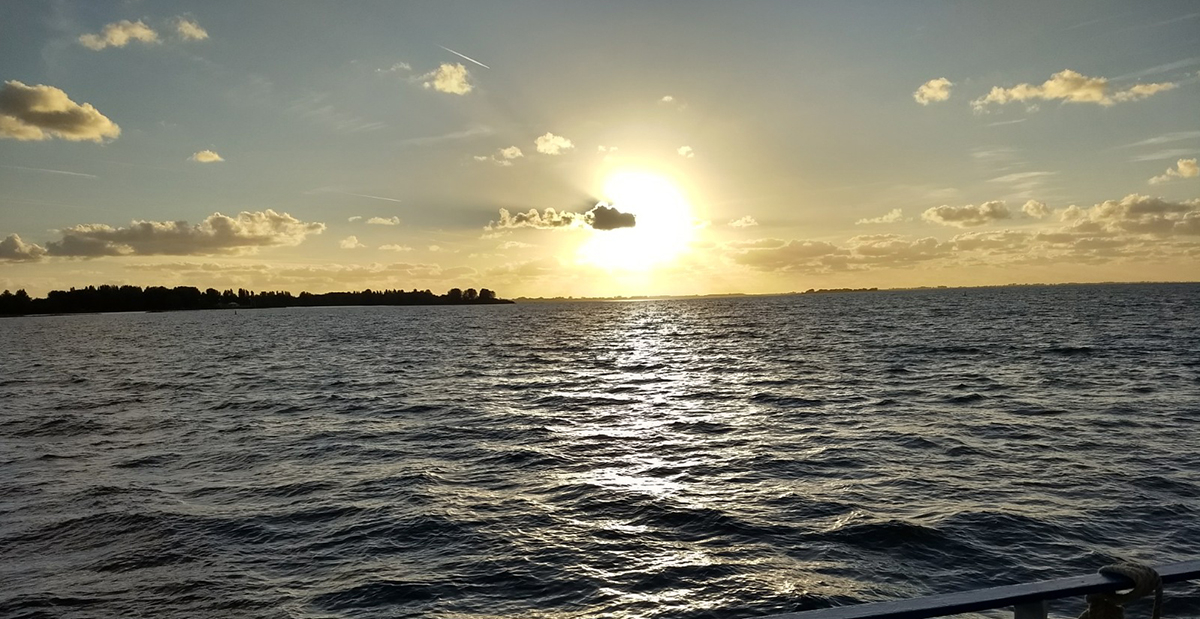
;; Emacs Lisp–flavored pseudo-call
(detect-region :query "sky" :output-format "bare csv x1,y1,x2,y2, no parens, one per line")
1,0,1198,298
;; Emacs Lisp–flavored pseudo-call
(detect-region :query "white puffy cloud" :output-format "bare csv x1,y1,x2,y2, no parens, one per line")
188,149,224,163
421,63,472,95
856,209,905,225
0,81,120,142
913,78,952,105
729,216,759,228
1073,194,1200,236
487,203,635,231
922,201,1011,227
366,216,400,226
78,20,160,50
0,234,47,262
379,244,413,252
971,70,1176,111
339,235,365,249
677,146,695,158
1149,158,1199,184
174,18,208,41
1022,200,1050,218
660,95,675,103
535,132,574,155
475,146,523,166
348,216,363,222
45,210,325,257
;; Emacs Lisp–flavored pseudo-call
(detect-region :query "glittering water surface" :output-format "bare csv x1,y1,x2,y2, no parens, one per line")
2,284,1199,619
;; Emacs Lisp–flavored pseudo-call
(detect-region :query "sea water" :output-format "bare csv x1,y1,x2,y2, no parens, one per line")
2,283,1198,618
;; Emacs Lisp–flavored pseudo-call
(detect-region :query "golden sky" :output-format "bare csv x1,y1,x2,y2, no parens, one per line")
2,1,1198,297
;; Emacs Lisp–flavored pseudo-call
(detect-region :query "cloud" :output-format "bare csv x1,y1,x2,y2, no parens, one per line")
1131,149,1197,162
1075,194,1200,235
378,62,413,73
475,145,523,165
1123,131,1200,149
188,149,224,163
1149,158,1199,184
174,18,208,41
489,208,581,230
0,81,120,142
45,210,325,257
380,244,413,251
660,95,675,103
677,146,695,158
421,63,472,95
729,194,1200,273
366,216,400,226
856,209,905,225
587,204,636,230
535,132,574,155
499,241,532,250
0,234,47,262
730,239,844,271
339,235,365,249
487,203,635,231
922,201,1011,227
971,70,1176,111
729,215,759,228
348,216,362,222
913,78,952,105
1022,200,1050,218
78,20,160,50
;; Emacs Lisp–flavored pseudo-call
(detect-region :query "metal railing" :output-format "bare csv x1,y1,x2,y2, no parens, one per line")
760,560,1200,619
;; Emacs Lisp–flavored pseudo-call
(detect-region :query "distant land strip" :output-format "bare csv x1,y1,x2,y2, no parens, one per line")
0,285,511,316
515,281,1199,302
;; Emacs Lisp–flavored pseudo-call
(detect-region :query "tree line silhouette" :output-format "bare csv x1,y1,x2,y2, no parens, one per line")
0,285,511,316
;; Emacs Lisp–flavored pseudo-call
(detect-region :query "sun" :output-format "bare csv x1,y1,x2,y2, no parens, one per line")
578,170,696,271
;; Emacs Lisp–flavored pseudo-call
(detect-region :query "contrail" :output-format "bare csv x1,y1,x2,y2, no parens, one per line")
0,164,97,178
305,188,404,203
338,191,404,203
439,45,490,69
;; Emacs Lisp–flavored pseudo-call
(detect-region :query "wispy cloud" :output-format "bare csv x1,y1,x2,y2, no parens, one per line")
399,125,493,146
986,118,1027,127
1131,148,1197,162
1112,57,1200,81
1121,131,1200,149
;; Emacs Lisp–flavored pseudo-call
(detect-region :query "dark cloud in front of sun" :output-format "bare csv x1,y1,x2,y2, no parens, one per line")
585,203,636,230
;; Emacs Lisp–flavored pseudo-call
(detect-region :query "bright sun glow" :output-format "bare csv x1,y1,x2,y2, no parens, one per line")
578,170,695,271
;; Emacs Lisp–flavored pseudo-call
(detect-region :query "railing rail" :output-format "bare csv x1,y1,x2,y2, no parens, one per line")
760,560,1200,619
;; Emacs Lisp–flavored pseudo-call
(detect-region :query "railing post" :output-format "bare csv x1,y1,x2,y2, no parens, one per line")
1013,600,1047,619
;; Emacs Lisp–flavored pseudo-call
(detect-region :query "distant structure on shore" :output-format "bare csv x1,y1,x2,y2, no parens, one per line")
0,285,512,316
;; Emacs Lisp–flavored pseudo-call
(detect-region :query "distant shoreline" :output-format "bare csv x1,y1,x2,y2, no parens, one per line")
514,280,1200,302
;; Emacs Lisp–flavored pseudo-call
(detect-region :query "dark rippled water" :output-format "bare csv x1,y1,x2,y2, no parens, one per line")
2,283,1199,619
